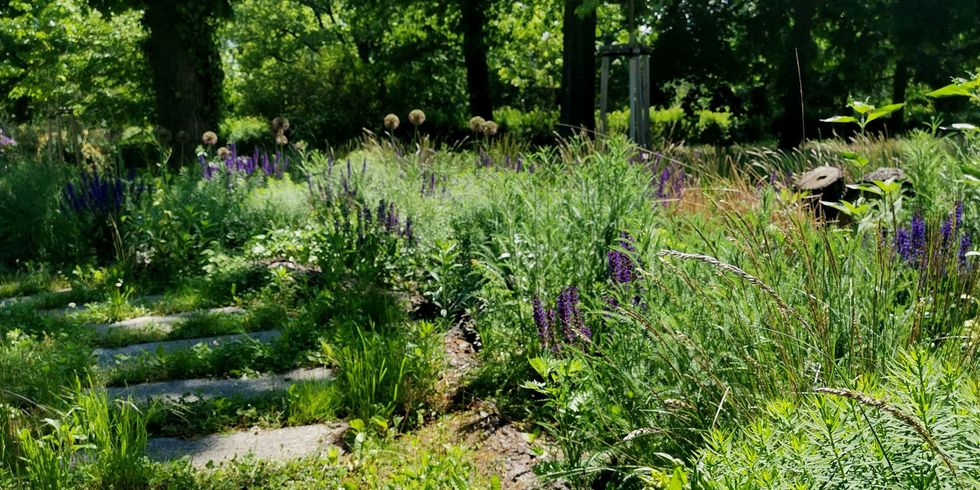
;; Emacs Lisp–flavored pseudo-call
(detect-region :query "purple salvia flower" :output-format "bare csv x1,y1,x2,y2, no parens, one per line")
911,213,926,259
960,233,972,268
941,218,953,248
532,298,550,345
404,217,414,243
894,228,913,262
956,202,964,228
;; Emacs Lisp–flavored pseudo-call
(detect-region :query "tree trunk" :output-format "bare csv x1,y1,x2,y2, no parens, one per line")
559,0,596,135
460,0,493,119
143,0,225,162
777,0,817,149
890,56,910,132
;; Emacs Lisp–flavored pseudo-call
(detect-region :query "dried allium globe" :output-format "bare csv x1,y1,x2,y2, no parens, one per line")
468,116,486,133
384,114,400,131
271,116,290,133
217,146,231,159
408,109,426,126
481,121,499,136
202,131,218,146
154,127,173,144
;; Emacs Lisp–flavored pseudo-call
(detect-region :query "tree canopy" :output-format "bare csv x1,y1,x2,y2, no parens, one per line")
0,0,977,147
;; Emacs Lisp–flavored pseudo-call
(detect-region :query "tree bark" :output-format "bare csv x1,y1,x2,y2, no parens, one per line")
777,0,817,149
890,56,910,131
460,0,493,119
559,0,596,135
143,0,225,162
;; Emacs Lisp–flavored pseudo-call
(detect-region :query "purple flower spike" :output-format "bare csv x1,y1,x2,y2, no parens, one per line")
960,233,972,268
911,213,926,259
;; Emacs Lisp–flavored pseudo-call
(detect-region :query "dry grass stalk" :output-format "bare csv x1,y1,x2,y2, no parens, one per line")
653,249,811,331
814,386,958,478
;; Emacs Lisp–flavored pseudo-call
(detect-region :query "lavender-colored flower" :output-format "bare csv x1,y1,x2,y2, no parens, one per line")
894,228,913,262
941,217,953,247
910,213,926,259
533,298,550,345
403,217,414,243
956,202,964,228
960,232,972,268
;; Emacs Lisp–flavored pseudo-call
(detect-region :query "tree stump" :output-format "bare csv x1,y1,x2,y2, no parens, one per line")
846,167,913,201
795,166,845,220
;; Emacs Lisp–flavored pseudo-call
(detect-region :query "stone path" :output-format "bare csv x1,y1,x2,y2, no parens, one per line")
147,422,348,468
93,329,282,366
91,306,245,334
106,367,333,403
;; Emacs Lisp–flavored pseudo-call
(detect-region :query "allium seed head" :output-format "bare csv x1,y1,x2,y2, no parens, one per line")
468,116,486,133
408,109,426,126
271,116,290,132
202,131,218,146
481,121,499,136
384,114,400,131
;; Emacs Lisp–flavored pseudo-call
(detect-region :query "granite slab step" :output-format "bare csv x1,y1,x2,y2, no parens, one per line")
147,422,348,468
94,329,282,367
91,306,245,334
106,367,333,403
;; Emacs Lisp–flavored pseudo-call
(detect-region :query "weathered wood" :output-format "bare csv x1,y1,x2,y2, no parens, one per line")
860,167,907,183
795,166,846,220
845,167,913,201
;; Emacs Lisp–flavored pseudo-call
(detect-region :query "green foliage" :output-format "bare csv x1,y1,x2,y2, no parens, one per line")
326,321,441,424
0,331,90,408
493,106,559,144
699,351,980,488
7,383,153,489
0,0,150,126
821,99,907,134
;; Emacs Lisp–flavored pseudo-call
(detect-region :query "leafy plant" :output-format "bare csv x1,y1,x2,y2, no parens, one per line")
821,99,906,135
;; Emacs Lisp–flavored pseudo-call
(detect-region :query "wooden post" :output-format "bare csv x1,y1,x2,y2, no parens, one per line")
599,56,610,136
629,51,651,148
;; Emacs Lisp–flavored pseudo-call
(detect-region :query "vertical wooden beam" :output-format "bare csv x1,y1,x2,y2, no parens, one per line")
599,56,610,136
628,52,651,148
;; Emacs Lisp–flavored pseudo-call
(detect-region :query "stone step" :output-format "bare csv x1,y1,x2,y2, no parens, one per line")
147,422,348,468
106,367,333,403
38,294,164,317
93,330,282,367
91,306,245,334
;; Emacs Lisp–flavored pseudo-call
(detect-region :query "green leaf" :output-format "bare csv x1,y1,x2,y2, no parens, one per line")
820,116,858,124
528,356,549,378
849,100,875,114
927,83,974,98
865,103,905,124
820,201,853,216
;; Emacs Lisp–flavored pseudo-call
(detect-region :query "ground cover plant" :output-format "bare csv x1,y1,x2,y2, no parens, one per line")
1,118,979,488
1,3,979,485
